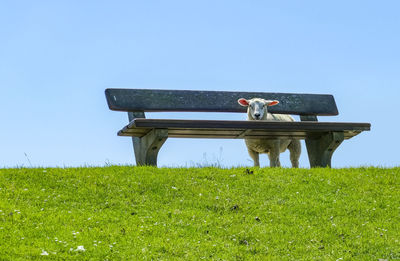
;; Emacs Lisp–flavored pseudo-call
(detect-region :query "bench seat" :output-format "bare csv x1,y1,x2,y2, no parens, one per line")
118,118,370,139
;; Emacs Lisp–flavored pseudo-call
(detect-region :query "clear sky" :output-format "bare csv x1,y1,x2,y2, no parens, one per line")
1,1,399,168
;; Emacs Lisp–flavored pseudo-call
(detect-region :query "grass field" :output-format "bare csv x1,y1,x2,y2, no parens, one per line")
0,166,399,260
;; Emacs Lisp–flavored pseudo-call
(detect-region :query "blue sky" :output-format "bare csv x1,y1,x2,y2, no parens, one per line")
1,1,399,168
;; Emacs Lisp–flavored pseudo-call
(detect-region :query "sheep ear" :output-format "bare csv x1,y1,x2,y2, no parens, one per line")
238,98,249,106
266,100,279,106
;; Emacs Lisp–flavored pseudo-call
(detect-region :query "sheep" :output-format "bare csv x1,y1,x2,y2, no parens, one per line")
238,98,301,168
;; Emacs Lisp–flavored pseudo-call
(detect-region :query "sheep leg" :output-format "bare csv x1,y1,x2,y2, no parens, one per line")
288,139,301,168
268,143,281,167
247,148,260,167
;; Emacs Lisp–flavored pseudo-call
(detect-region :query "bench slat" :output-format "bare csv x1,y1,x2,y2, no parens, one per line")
105,88,339,116
119,129,360,139
129,119,370,131
117,119,370,140
119,128,361,140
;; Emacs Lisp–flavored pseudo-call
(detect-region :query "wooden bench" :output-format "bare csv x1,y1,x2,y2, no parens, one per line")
105,88,370,167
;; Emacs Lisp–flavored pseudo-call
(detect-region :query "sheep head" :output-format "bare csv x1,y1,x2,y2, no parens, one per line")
238,98,279,120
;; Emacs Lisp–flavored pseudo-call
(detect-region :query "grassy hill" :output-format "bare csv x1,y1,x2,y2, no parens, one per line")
0,166,399,260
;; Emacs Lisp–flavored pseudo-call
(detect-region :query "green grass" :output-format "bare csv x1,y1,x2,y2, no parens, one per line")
0,167,399,260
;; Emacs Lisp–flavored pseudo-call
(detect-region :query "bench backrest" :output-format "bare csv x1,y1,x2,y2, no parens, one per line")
105,88,338,116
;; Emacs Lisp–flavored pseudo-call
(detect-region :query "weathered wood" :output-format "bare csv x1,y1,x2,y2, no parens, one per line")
127,112,168,166
305,132,345,167
117,119,369,142
237,129,252,138
105,88,339,116
129,128,168,166
105,89,371,168
121,119,370,132
128,112,146,120
119,129,360,140
300,115,321,167
300,115,318,122
127,112,146,165
300,115,345,167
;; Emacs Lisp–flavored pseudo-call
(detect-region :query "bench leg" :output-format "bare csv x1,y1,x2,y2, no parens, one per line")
305,132,344,168
132,129,168,166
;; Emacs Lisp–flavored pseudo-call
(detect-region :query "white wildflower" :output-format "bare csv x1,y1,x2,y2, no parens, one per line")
40,250,49,256
75,245,86,252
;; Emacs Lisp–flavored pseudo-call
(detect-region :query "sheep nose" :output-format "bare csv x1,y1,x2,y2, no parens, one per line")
254,113,260,118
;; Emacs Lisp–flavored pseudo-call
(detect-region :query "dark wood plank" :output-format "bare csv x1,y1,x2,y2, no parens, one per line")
105,88,339,116
118,128,361,140
117,119,370,140
128,119,371,132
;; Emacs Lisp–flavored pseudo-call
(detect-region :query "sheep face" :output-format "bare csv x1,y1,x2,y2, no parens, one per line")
238,98,279,120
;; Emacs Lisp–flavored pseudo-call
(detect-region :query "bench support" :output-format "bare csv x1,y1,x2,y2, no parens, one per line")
305,132,344,167
133,129,168,166
300,115,344,168
128,112,168,166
